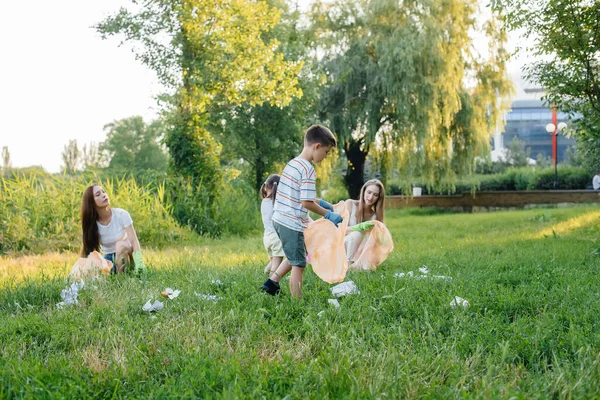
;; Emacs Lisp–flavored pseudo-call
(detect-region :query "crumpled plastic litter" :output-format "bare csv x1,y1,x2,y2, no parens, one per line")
56,280,85,308
68,251,112,281
331,281,360,297
347,220,394,271
328,299,341,308
161,288,181,299
143,300,164,312
450,296,469,308
305,201,350,283
194,292,221,301
394,268,452,281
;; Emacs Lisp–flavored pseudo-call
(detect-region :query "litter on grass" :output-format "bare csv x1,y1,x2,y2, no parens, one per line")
331,281,360,297
161,288,181,299
194,292,221,301
450,296,469,308
143,300,164,312
394,268,452,281
328,299,341,308
56,280,85,309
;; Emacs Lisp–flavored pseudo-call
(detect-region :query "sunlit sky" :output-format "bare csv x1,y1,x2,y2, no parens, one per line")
0,1,527,173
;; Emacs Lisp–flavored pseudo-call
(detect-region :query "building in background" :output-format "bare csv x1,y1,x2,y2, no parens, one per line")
492,75,576,163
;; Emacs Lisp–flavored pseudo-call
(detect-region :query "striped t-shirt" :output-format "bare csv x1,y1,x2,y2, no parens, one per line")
272,157,317,232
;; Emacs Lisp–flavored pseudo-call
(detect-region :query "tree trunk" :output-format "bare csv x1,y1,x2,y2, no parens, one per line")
255,158,266,192
344,140,368,199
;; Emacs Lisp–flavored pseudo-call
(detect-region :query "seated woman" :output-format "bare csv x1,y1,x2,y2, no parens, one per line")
344,179,392,270
81,184,146,275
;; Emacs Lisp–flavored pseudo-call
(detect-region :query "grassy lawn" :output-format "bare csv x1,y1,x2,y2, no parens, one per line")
1,206,600,398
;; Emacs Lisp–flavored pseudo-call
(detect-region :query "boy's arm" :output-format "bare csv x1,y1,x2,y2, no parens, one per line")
302,200,328,217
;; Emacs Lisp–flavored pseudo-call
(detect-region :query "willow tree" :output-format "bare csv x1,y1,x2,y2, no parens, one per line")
312,0,513,197
97,0,303,223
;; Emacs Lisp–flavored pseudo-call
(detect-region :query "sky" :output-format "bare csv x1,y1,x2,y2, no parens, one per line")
0,1,527,173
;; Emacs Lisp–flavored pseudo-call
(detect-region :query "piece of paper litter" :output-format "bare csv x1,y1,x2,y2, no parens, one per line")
161,288,181,299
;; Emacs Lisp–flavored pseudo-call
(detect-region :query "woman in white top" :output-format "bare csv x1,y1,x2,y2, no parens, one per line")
344,179,386,263
81,184,146,275
260,175,285,274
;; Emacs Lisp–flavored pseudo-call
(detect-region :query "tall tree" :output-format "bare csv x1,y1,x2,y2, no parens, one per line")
82,141,105,170
96,0,303,206
61,139,81,175
1,146,11,177
496,0,600,169
101,116,168,174
313,0,513,197
212,0,320,191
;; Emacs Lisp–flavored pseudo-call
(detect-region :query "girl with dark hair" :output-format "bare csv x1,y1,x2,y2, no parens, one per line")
344,179,386,263
260,174,285,275
81,184,146,275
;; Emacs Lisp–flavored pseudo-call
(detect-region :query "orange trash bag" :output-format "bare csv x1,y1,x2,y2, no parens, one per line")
348,221,394,271
304,201,350,284
68,251,113,281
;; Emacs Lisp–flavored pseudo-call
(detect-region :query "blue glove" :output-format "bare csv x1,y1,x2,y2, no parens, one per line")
324,211,343,227
319,199,334,211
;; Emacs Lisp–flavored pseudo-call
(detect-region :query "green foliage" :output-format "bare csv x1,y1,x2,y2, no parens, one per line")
0,174,196,254
564,145,585,168
535,153,553,168
213,104,304,191
506,136,531,167
497,0,600,168
101,117,168,174
2,206,600,397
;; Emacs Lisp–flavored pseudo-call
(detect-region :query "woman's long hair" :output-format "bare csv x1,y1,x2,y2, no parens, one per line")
81,185,100,256
260,174,280,204
357,179,385,223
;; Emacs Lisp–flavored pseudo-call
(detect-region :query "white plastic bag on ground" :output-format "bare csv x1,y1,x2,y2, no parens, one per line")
56,280,85,309
143,300,164,312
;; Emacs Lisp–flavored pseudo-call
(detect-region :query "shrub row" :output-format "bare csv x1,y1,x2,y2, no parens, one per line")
388,166,592,195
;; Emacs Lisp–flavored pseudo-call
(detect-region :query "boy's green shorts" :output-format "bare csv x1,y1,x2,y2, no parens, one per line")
273,222,307,268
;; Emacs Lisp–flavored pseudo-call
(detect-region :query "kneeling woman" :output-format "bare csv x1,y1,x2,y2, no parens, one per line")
344,179,386,265
81,184,146,274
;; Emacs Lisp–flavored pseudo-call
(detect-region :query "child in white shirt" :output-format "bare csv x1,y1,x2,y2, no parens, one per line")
260,175,285,275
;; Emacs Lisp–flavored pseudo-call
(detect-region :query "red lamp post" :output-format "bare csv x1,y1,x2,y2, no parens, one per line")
545,105,568,189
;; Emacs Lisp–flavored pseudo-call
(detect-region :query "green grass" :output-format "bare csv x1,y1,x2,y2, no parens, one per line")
1,206,600,398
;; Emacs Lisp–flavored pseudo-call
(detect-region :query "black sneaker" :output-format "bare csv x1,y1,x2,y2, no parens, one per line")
261,279,281,296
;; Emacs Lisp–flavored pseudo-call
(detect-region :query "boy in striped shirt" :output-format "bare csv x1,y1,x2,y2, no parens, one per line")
261,125,343,297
